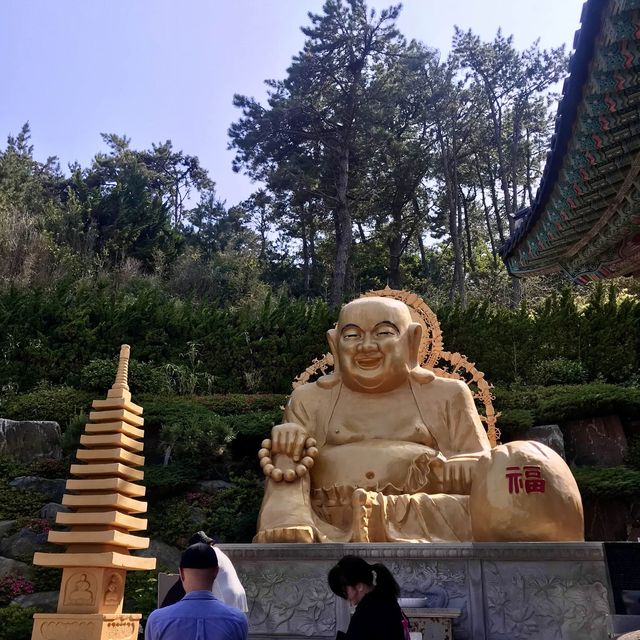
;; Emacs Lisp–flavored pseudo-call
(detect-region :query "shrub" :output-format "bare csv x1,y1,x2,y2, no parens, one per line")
531,358,588,385
572,466,640,497
0,576,34,606
0,485,47,520
193,394,286,415
142,463,200,497
493,384,640,424
2,386,92,430
625,437,640,471
160,412,234,468
147,472,264,546
28,457,68,479
147,495,195,548
80,358,172,395
203,472,264,543
495,409,534,440
124,570,158,621
30,566,61,593
0,606,39,640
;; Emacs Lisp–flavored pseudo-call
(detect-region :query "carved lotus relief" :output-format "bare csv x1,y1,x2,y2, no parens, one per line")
40,620,96,640
484,562,609,640
240,566,336,637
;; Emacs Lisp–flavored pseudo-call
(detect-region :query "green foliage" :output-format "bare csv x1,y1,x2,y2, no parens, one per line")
28,457,69,479
62,412,87,453
493,383,640,424
573,466,640,497
531,358,588,386
124,570,158,620
202,472,264,543
147,473,264,545
625,437,640,471
142,463,200,497
161,412,234,467
193,394,286,415
0,606,39,640
30,566,61,593
1,386,92,430
0,485,47,520
147,494,196,548
495,409,534,439
80,358,171,395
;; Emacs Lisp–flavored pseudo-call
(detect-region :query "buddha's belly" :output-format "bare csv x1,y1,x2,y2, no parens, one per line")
311,440,441,495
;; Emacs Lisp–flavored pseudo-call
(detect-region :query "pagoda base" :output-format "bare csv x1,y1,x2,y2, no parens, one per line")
31,612,141,640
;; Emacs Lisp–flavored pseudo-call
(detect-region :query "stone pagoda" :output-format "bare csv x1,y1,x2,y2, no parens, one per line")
31,344,156,640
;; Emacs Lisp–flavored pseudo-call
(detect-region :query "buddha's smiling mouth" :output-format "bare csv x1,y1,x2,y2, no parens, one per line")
355,355,383,369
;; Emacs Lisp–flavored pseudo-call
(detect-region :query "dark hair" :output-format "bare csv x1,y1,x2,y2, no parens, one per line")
180,542,218,569
188,531,215,546
328,555,399,601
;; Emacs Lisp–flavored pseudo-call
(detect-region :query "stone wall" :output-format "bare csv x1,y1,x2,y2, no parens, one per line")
220,543,612,640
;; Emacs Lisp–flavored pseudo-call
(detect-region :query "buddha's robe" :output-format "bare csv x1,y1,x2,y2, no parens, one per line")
256,372,491,542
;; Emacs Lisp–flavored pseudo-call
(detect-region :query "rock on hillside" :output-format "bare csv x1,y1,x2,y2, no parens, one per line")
0,419,62,462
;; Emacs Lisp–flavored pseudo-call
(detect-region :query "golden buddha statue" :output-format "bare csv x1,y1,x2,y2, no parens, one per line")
254,292,584,543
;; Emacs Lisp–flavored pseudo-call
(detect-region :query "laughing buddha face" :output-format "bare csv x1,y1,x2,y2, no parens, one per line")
329,297,421,394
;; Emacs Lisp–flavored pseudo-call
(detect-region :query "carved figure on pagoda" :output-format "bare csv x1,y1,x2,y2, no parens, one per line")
254,290,584,543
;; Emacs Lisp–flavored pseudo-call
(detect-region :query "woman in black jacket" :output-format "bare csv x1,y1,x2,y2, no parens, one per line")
328,555,407,640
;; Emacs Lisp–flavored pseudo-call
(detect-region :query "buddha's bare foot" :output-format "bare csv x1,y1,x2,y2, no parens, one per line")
253,526,315,543
351,488,376,542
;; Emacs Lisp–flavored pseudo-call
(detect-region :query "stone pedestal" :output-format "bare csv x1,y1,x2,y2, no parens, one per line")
219,542,612,640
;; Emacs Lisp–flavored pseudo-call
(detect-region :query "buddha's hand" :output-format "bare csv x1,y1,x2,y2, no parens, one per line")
271,422,308,462
442,453,483,494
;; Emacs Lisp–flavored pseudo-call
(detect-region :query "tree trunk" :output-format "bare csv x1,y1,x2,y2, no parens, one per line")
487,162,506,244
300,206,310,296
460,187,476,273
329,145,352,308
476,161,498,265
388,206,403,289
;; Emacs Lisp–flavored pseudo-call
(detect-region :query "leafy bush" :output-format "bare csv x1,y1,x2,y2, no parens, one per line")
80,358,171,395
495,409,534,439
493,384,640,424
202,472,264,543
30,566,61,594
0,576,34,606
142,463,200,497
1,386,92,430
625,437,640,471
226,409,282,459
573,466,640,497
147,494,196,548
531,358,588,385
28,457,68,479
0,485,47,520
194,394,286,415
147,473,264,546
62,412,87,454
124,570,158,621
0,606,39,640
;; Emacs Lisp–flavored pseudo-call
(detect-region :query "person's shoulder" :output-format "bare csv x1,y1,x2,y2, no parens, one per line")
212,598,247,620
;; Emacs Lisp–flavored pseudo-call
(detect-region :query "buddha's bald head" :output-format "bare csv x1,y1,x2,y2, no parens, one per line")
328,297,422,393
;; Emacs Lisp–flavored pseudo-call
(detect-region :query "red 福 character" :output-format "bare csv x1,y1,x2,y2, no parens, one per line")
523,465,546,493
505,466,524,494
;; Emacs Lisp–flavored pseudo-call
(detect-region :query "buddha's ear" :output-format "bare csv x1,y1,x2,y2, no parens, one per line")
317,327,341,389
407,322,422,369
327,328,339,369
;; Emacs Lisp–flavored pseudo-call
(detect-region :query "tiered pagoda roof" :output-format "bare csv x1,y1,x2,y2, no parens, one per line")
500,0,640,283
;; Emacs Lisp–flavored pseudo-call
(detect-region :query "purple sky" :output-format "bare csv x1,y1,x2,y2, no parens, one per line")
1,0,584,207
